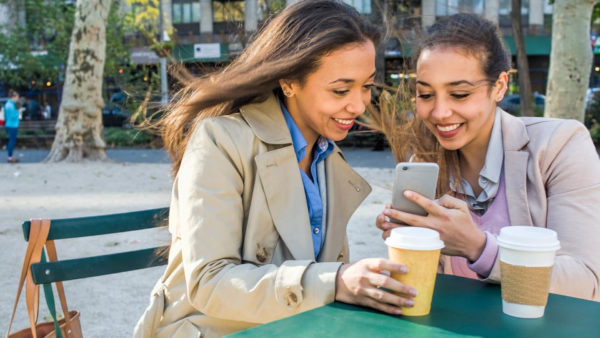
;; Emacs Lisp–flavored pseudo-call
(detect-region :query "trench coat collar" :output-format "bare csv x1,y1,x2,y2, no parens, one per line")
239,93,292,145
500,109,534,226
245,93,372,261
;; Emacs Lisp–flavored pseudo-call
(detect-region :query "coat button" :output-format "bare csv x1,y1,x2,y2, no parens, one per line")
313,227,319,234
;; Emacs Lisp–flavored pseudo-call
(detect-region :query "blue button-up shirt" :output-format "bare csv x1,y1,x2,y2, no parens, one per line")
281,102,334,259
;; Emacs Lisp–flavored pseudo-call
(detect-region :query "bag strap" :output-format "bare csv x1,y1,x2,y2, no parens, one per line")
6,219,44,336
45,240,71,321
6,219,50,338
40,251,64,338
45,239,72,334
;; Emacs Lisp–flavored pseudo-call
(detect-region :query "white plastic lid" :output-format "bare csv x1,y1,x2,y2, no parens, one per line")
385,227,445,251
497,226,560,252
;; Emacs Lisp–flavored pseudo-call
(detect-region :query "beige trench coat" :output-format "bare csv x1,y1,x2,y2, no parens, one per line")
134,94,371,337
440,110,600,301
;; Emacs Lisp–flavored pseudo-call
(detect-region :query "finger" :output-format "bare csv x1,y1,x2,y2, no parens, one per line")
382,229,391,240
438,194,469,210
383,208,429,228
380,276,419,298
404,190,445,216
375,213,387,230
366,259,408,275
359,294,403,315
363,286,415,309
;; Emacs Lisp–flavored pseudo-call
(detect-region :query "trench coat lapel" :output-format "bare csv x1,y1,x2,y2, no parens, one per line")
255,147,315,260
242,94,315,260
319,148,372,262
501,110,534,226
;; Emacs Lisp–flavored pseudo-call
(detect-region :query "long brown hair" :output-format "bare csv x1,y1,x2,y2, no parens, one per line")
160,0,380,174
368,13,510,197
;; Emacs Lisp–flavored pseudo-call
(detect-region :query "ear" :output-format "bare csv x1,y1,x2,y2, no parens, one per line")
493,72,509,103
279,79,295,97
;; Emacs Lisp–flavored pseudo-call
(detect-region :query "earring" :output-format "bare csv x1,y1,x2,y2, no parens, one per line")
282,88,293,97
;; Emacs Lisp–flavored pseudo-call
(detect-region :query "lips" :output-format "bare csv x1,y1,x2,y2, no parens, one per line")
435,123,462,138
332,117,355,130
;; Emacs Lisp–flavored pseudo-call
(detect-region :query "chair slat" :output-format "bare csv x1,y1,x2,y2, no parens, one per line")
30,246,169,284
22,207,169,241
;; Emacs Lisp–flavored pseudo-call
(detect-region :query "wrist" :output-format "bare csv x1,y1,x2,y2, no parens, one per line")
334,263,347,301
467,231,487,262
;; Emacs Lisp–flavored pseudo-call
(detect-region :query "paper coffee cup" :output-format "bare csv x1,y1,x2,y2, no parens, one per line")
385,227,444,316
497,226,560,318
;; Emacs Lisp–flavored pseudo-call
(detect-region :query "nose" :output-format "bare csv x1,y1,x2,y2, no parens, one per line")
346,90,370,116
431,96,452,120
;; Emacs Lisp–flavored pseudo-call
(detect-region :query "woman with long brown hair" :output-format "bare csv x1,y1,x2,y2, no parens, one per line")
376,13,600,301
134,1,418,337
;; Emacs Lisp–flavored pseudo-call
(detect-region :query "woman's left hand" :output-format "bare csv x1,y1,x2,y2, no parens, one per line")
380,191,486,262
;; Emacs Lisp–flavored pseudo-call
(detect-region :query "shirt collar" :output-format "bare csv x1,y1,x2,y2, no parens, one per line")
450,108,504,194
479,108,504,185
280,101,334,162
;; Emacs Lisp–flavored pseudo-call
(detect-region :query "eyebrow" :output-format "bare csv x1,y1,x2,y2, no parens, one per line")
329,71,377,84
417,79,481,87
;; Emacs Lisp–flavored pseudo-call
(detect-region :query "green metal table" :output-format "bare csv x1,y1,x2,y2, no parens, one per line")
228,274,600,337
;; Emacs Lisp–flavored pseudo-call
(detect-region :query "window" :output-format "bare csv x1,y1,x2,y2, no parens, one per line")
173,4,182,23
182,3,192,23
343,0,371,14
172,1,201,24
436,0,484,16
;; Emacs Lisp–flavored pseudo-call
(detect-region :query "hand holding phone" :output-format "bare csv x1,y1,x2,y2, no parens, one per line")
391,162,439,217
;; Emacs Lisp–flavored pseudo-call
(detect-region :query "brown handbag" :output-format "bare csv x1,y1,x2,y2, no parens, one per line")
6,219,83,338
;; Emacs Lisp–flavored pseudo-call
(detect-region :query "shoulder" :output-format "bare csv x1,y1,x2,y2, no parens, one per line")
518,116,590,154
189,113,255,149
520,116,586,137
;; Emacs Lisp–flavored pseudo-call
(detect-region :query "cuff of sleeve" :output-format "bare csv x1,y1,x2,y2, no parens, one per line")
467,232,498,278
275,260,341,311
299,262,343,310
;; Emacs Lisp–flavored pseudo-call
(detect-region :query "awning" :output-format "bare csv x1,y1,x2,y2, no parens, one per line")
130,43,230,65
503,36,552,56
384,35,552,58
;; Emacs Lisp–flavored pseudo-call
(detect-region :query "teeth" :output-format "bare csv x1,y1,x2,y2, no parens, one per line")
437,123,461,132
334,118,353,125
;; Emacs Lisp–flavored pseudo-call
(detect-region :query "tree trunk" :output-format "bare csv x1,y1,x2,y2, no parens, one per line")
545,0,598,121
46,0,111,162
511,0,533,116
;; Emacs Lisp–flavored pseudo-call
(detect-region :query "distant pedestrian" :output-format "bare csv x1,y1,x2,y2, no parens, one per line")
5,89,24,163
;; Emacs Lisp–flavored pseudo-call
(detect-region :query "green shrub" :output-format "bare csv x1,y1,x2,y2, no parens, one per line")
103,127,160,148
585,91,600,149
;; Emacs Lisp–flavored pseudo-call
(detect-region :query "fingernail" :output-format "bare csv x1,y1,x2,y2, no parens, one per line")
393,308,403,315
400,266,409,273
404,191,413,198
405,300,415,307
410,289,418,297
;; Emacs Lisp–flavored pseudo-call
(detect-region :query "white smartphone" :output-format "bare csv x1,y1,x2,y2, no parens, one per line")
391,162,439,217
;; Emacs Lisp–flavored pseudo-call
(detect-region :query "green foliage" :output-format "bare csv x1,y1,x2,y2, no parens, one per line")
105,0,133,79
0,1,75,88
585,92,600,148
0,0,132,94
103,127,159,148
125,0,165,44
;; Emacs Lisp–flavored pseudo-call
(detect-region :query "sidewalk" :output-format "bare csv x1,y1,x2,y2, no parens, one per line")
0,147,396,167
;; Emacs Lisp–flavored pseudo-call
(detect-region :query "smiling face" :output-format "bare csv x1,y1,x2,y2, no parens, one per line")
415,46,507,158
280,40,376,145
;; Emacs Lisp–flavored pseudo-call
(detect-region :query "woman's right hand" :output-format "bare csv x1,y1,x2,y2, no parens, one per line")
335,258,417,315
